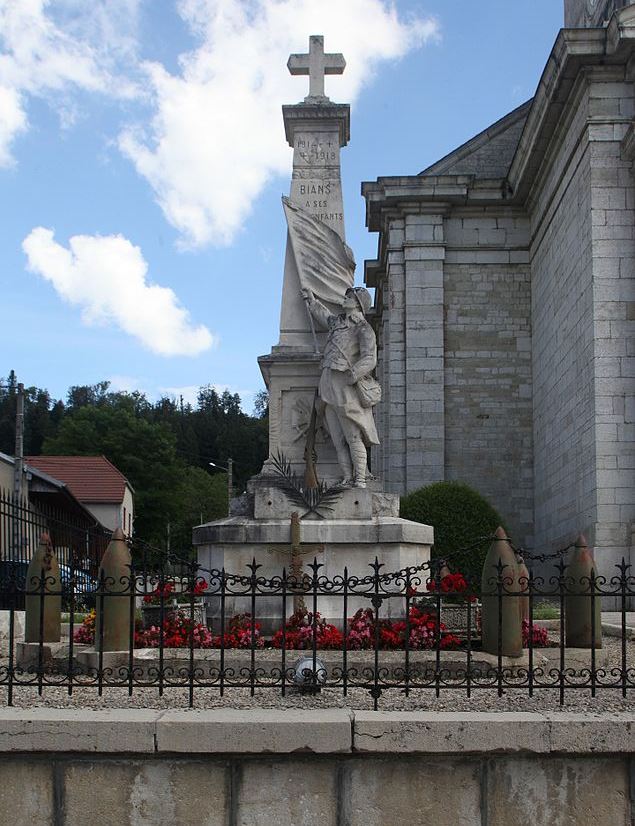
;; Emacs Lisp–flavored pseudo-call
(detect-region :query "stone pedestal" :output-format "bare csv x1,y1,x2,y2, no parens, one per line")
194,487,431,631
16,641,54,670
257,352,341,483
76,649,130,675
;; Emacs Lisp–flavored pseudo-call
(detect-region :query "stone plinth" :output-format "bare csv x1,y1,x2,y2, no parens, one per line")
257,351,341,482
194,505,431,630
253,486,398,521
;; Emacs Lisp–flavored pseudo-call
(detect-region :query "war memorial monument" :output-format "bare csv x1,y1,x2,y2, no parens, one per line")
194,36,431,624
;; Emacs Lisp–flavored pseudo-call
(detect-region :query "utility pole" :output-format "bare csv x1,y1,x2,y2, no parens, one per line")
13,382,24,502
12,382,25,562
227,457,233,515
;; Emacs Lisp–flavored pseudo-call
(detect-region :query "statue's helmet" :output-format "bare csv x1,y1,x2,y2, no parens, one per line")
346,286,372,315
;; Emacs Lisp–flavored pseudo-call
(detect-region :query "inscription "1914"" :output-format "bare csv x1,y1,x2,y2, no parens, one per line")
295,137,337,163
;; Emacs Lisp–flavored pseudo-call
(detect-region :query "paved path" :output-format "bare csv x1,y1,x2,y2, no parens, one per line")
602,612,635,628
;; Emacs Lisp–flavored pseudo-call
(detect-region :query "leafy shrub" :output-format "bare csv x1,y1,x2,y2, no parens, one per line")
400,481,505,585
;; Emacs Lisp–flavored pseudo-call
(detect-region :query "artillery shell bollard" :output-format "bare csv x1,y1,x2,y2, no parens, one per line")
17,533,62,671
94,527,132,652
25,532,61,644
481,527,523,657
565,534,602,649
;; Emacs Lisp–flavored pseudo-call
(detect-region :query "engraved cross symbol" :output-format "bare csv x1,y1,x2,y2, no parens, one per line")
287,35,345,100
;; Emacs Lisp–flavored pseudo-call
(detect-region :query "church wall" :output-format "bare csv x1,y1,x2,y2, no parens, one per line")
529,70,634,572
371,205,535,550
587,75,635,570
565,0,632,28
373,219,407,489
443,211,534,547
530,85,597,557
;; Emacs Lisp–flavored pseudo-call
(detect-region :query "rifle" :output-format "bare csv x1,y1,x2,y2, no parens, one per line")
303,390,319,490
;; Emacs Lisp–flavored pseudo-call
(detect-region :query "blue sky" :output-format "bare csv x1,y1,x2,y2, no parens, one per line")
1,0,563,413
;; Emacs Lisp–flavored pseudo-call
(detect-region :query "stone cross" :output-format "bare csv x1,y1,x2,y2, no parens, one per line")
268,512,324,613
287,35,345,100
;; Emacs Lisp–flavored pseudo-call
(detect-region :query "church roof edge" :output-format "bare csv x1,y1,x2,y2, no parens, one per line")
418,99,533,179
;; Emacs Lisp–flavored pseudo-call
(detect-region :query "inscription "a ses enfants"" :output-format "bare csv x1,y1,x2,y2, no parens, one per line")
295,182,342,219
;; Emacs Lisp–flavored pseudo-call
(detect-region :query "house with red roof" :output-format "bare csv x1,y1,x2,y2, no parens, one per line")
25,456,135,537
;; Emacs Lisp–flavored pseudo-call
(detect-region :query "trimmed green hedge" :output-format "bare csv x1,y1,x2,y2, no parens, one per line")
400,481,505,584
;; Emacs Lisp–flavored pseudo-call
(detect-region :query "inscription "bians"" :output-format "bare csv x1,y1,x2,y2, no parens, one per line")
299,183,332,196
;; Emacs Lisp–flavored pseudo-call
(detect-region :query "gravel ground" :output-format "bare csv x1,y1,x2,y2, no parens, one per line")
3,635,634,713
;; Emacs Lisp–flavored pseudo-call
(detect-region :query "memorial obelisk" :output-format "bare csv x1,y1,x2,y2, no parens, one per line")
257,35,352,483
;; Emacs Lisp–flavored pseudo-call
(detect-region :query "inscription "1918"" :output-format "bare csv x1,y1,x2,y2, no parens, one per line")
295,138,337,163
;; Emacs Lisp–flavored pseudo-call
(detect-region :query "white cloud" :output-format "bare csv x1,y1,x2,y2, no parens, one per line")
22,227,215,356
0,84,26,167
108,375,146,394
119,0,439,248
0,0,141,166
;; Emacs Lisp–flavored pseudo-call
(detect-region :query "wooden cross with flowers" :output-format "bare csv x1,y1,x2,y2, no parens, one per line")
268,511,324,613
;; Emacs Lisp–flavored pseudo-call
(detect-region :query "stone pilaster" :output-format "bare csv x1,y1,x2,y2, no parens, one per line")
365,208,447,493
403,210,447,491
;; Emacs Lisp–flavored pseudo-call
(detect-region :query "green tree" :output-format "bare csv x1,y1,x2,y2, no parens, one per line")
169,468,228,552
43,400,183,546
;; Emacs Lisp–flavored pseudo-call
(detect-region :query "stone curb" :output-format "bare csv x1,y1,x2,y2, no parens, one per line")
155,708,353,754
0,707,158,753
0,709,632,755
353,711,635,754
353,711,550,753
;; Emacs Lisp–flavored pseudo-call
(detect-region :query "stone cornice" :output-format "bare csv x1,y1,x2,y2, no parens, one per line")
621,120,635,161
361,6,635,232
509,8,635,200
282,102,350,147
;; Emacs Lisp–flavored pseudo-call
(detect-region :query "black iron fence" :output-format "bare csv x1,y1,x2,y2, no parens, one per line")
0,516,633,708
0,489,112,610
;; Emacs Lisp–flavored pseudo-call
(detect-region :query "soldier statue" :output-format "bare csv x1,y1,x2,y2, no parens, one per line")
301,285,380,488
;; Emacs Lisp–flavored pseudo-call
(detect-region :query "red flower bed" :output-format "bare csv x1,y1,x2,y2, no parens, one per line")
135,610,214,648
426,570,477,603
73,609,96,644
74,605,463,651
346,605,461,651
522,618,549,648
271,608,343,650
211,613,264,649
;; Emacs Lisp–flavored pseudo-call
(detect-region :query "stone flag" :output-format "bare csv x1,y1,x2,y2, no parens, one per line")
282,196,355,309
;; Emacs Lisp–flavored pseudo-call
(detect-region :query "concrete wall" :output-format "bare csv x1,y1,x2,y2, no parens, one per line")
1,709,632,826
0,458,12,494
86,486,134,535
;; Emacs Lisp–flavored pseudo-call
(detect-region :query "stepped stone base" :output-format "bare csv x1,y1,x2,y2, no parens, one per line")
194,488,432,631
